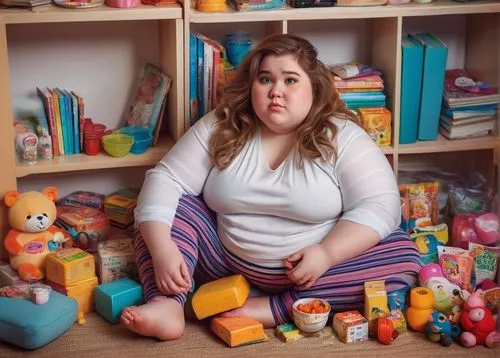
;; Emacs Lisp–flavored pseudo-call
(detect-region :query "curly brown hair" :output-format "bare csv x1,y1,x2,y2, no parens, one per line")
209,33,358,170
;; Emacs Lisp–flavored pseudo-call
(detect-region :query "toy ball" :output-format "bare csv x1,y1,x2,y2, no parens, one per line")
419,263,443,285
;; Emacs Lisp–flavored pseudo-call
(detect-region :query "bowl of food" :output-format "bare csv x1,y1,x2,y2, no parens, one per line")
292,298,331,333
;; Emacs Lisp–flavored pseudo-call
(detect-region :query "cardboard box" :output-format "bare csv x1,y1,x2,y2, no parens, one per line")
97,238,137,284
45,248,96,286
364,280,389,337
333,310,368,343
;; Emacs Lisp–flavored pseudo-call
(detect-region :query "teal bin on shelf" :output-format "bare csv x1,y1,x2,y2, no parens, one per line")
95,278,144,325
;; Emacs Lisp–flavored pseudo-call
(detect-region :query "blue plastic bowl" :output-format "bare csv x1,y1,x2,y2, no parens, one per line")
119,126,152,154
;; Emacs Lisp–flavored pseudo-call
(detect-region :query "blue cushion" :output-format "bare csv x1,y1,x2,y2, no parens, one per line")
0,290,78,349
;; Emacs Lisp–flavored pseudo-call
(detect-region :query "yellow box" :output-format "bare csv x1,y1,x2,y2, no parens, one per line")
364,280,389,337
211,317,266,347
47,276,98,314
333,310,368,344
357,107,392,146
45,248,96,287
192,274,250,319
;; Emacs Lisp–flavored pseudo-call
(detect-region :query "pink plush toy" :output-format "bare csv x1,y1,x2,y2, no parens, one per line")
459,290,500,348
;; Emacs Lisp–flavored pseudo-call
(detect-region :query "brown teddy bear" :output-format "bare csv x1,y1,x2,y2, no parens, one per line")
3,187,69,281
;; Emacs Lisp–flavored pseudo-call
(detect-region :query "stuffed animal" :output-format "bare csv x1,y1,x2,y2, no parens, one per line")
3,187,69,281
459,290,500,348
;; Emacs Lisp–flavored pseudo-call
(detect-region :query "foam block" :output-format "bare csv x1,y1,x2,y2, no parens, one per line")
94,277,143,324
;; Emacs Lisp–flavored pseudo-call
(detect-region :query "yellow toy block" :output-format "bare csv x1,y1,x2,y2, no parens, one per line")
211,316,267,347
191,274,250,319
45,248,95,287
47,276,98,315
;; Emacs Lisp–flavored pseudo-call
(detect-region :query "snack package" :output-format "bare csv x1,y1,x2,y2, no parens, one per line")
437,246,474,292
400,181,439,233
468,243,500,288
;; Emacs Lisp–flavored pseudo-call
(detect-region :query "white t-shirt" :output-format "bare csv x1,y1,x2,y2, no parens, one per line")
135,111,401,267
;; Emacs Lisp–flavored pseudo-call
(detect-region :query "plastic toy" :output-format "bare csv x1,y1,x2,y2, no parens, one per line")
419,263,466,317
377,317,398,345
425,311,460,346
459,290,500,348
3,187,69,281
406,287,434,332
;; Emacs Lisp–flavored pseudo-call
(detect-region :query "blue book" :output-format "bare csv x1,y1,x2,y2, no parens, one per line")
189,33,198,126
55,88,70,154
195,34,205,120
69,91,80,154
62,90,74,155
340,91,386,101
411,33,448,141
399,35,424,144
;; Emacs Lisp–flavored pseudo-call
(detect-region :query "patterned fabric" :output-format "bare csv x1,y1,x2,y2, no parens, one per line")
135,195,423,325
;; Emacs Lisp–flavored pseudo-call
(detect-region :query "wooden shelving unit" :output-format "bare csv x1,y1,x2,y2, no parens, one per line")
185,0,500,177
0,1,498,255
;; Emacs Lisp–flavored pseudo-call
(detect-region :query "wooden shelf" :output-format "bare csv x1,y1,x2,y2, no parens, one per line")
189,1,500,23
15,135,174,178
0,4,182,24
397,134,498,155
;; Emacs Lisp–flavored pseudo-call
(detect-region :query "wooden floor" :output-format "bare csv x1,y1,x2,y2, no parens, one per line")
0,313,499,357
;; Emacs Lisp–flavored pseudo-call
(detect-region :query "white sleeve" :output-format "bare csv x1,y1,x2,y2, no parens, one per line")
334,120,401,239
134,112,216,227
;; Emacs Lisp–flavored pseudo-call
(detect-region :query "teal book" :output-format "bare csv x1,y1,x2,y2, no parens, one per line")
399,35,424,144
411,32,448,141
55,88,70,154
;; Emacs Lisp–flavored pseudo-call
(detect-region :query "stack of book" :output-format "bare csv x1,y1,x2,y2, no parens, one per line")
440,69,499,139
331,63,386,110
0,0,52,11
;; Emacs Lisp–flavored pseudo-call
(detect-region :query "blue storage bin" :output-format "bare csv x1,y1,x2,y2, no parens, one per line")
119,126,152,154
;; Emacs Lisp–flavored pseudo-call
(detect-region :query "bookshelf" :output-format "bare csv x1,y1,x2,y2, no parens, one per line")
0,4,184,257
184,0,500,178
0,1,498,257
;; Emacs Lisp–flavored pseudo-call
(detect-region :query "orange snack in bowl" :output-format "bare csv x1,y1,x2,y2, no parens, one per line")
296,299,329,314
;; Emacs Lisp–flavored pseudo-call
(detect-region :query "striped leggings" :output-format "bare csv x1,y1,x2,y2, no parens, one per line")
135,195,423,325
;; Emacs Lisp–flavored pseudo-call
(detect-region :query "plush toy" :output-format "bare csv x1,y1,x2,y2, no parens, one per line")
3,187,69,281
459,290,500,348
425,311,460,347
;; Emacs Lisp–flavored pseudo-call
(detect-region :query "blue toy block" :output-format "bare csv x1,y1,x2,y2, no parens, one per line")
94,278,144,325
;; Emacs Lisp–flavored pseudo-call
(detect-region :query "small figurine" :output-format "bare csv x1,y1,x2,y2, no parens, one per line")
425,311,460,346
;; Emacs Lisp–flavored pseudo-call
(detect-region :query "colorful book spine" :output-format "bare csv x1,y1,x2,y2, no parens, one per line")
71,91,85,151
49,88,65,155
189,33,199,126
399,35,424,144
411,32,448,141
37,87,60,156
69,91,80,154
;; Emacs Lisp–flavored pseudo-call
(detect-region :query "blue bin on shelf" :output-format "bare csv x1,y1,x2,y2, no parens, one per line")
119,126,152,154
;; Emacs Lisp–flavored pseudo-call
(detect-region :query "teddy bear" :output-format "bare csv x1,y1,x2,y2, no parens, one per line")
459,290,500,348
3,187,69,281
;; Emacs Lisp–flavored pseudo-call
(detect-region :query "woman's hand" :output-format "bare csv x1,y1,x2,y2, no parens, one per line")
284,243,333,290
152,239,192,296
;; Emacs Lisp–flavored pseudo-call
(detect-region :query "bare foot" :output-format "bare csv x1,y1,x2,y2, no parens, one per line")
120,296,185,340
220,296,276,328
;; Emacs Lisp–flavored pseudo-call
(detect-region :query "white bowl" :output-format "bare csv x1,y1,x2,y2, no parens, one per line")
292,298,331,333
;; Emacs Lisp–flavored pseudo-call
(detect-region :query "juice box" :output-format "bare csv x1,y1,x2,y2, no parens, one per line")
333,310,368,343
364,280,389,337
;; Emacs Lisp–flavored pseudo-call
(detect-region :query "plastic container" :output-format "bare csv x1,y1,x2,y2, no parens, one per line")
224,32,252,68
102,134,134,158
119,126,153,155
